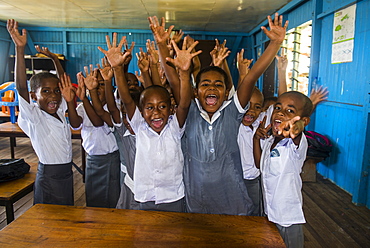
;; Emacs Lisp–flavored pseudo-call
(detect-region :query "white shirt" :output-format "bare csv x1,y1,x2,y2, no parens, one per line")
260,134,307,227
18,95,72,164
128,107,185,204
237,113,265,180
73,102,118,155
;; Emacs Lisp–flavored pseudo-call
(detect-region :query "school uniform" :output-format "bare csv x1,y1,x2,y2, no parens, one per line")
113,122,140,210
128,107,185,212
18,95,74,205
260,134,307,248
182,93,253,215
237,112,265,216
75,103,120,208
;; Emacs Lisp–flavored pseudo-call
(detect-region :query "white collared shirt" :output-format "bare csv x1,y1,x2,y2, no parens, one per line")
260,134,307,227
128,107,185,204
18,94,72,164
237,113,265,180
73,103,118,155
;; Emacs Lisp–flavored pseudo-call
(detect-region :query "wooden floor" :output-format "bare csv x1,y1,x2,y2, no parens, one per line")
0,136,370,247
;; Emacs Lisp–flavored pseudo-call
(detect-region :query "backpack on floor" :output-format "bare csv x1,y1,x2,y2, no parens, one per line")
304,131,333,159
0,158,30,182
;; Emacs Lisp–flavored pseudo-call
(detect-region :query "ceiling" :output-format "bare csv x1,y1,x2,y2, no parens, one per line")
0,0,290,33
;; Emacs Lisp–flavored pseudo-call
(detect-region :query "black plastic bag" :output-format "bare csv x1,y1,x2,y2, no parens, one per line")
0,159,30,183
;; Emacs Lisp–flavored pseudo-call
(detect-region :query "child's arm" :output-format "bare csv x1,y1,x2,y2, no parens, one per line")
136,48,152,87
146,40,162,86
253,116,271,169
79,66,105,127
7,19,29,103
275,50,288,96
309,86,328,114
238,13,288,108
98,33,136,120
185,35,201,80
148,16,181,101
211,39,233,91
98,57,121,124
59,73,83,128
165,37,201,127
123,41,135,76
35,45,65,78
237,48,253,85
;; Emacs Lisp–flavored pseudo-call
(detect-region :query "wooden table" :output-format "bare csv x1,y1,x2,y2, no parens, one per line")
0,163,36,224
0,204,285,247
0,122,85,170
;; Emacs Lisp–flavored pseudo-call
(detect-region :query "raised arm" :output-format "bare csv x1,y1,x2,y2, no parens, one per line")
35,45,65,78
148,16,181,100
146,39,162,86
309,86,328,114
237,48,253,86
7,19,29,102
80,66,105,127
59,73,82,128
98,33,136,120
136,48,152,87
98,57,121,124
275,49,288,96
185,35,201,80
253,116,271,169
165,37,202,127
211,39,233,92
237,13,288,108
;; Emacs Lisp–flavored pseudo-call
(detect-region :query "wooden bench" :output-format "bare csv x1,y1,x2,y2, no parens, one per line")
0,162,36,224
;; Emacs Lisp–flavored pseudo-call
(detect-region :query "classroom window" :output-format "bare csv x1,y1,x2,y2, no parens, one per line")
283,20,312,95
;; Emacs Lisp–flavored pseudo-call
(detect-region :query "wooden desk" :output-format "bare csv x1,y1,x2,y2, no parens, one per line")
0,122,85,170
0,204,285,247
0,163,36,224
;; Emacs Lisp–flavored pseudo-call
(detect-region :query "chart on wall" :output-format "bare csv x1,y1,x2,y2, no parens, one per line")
331,4,356,64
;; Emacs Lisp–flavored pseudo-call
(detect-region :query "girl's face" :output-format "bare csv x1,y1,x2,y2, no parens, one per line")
242,91,264,127
31,77,62,116
195,71,228,118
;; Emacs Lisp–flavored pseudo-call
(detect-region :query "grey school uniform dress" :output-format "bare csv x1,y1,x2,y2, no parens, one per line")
182,97,253,215
113,123,140,210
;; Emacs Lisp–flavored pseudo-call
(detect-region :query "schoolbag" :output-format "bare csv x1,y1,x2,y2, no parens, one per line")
304,131,333,159
0,159,30,183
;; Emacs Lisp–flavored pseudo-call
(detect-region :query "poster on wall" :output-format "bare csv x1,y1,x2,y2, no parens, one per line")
331,4,356,64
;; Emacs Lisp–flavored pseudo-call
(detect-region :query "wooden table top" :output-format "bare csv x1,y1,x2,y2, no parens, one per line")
0,122,81,139
0,163,36,201
0,204,285,247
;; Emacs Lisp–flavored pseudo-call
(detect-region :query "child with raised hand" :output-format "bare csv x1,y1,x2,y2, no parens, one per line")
99,33,199,212
237,87,265,216
164,13,287,215
71,65,121,208
7,19,76,205
253,91,313,248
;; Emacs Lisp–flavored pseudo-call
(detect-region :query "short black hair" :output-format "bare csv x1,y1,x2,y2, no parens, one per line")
30,72,59,92
279,91,313,117
139,85,171,108
195,66,229,88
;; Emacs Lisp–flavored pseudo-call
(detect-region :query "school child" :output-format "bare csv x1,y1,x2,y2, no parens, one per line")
237,87,265,216
96,55,142,210
149,14,288,215
7,19,77,205
253,91,313,248
98,33,200,212
70,66,121,208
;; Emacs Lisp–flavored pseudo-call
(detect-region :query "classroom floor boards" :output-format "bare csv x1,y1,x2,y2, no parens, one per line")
0,136,369,247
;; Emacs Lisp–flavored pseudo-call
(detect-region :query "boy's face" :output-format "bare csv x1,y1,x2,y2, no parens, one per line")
31,77,62,115
242,91,263,127
195,71,229,117
97,74,106,103
271,94,308,136
127,73,143,95
141,90,172,134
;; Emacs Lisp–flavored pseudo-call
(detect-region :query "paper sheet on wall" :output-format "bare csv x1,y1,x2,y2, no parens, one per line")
331,4,356,64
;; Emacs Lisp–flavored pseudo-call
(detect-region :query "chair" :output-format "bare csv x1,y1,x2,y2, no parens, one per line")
0,82,19,123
